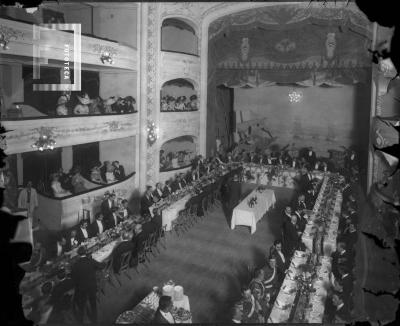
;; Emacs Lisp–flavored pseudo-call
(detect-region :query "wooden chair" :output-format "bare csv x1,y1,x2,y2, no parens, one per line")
135,246,149,274
115,251,133,283
158,224,167,250
99,257,117,293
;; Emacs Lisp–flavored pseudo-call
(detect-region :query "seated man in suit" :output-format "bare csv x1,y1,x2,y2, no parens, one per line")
153,183,164,202
163,180,173,197
89,213,106,237
171,175,184,193
140,186,154,217
332,242,352,279
304,147,317,168
153,295,175,323
112,161,125,181
120,199,133,219
112,231,134,273
131,224,148,265
106,206,122,229
66,230,79,251
46,234,68,260
76,219,90,244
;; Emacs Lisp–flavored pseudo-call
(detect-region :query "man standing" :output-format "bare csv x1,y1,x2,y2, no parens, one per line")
100,192,115,218
71,246,104,323
76,220,90,244
282,214,300,258
140,186,154,217
17,181,38,222
89,213,106,237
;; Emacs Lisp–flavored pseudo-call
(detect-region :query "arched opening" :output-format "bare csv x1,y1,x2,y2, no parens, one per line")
159,135,197,172
160,78,198,112
161,18,198,56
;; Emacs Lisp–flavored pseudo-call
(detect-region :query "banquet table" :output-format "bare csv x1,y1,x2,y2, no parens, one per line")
302,256,332,323
162,194,192,231
231,187,276,234
156,167,240,231
268,251,308,323
116,289,191,324
243,164,325,188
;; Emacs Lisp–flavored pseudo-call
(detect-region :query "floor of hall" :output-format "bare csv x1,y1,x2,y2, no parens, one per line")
47,181,400,324
48,183,292,324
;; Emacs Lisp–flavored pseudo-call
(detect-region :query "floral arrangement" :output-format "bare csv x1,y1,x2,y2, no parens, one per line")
247,195,258,207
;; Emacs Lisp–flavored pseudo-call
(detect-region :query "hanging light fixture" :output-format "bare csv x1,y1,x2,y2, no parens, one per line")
288,89,303,103
147,120,158,146
31,127,56,151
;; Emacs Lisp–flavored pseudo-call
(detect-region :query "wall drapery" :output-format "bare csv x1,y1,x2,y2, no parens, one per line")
209,4,372,87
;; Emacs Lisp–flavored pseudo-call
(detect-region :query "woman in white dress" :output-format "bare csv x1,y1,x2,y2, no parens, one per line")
51,174,72,197
105,161,116,183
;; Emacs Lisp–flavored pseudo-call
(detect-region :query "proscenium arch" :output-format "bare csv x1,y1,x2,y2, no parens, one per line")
198,1,369,156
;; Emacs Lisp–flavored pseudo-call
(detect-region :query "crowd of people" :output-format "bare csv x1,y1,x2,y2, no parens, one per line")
46,160,126,197
232,169,359,323
159,149,194,171
21,144,361,324
160,94,198,112
55,91,136,116
27,190,163,323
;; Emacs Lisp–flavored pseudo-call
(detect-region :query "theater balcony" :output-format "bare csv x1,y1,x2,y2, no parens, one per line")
2,113,139,155
35,172,136,231
0,17,137,71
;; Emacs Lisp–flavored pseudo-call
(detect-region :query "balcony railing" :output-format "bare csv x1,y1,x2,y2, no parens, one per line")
3,113,139,154
35,172,136,231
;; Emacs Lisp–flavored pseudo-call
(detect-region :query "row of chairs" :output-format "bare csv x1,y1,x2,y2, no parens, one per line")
96,225,167,299
171,187,222,236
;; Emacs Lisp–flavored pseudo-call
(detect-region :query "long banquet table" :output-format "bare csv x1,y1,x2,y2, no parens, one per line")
231,187,276,234
153,165,242,231
242,163,325,188
268,173,344,323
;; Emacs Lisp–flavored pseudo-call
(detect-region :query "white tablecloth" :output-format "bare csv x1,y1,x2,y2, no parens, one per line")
231,188,276,234
305,256,332,323
162,194,192,231
268,251,308,323
116,290,191,324
91,240,119,262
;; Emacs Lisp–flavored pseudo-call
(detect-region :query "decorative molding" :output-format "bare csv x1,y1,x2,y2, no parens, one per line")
145,3,160,186
3,115,138,154
0,24,24,45
160,51,200,86
92,44,118,56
